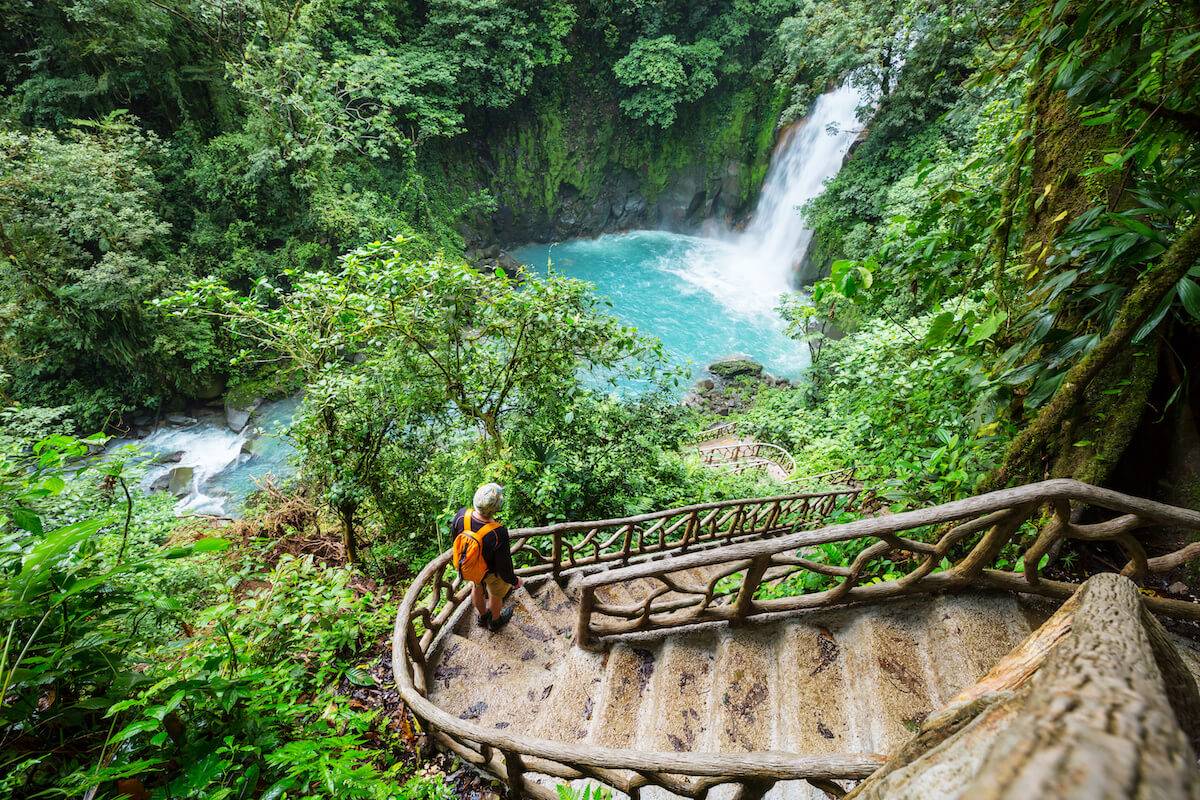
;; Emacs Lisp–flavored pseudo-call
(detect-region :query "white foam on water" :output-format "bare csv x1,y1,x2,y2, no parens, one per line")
104,397,298,515
675,84,865,317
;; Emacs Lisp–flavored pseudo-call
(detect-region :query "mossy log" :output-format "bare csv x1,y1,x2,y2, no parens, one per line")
846,573,1200,799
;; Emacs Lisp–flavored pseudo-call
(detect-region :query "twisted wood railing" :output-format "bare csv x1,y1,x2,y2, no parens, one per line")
393,480,1200,800
685,420,752,445
507,488,880,584
697,441,798,478
575,479,1200,648
784,465,885,488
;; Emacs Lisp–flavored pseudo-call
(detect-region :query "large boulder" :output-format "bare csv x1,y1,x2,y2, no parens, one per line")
195,375,227,401
226,396,263,433
708,358,764,379
166,466,194,497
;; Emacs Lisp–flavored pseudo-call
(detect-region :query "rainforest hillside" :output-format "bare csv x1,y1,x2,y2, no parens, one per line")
1,0,1199,798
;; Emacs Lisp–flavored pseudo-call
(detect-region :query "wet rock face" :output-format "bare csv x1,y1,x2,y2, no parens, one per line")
478,162,748,249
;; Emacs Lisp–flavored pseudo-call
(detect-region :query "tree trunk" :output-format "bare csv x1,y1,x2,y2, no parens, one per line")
983,220,1200,490
847,574,1200,800
339,503,359,564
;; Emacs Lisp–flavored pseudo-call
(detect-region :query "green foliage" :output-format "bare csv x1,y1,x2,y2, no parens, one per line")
557,782,614,800
0,434,229,791
752,305,1008,503
613,35,722,128
0,116,218,428
70,553,402,800
503,391,696,524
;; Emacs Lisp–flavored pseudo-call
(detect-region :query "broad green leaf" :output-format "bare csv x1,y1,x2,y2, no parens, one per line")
345,667,376,686
1177,278,1200,320
13,507,42,535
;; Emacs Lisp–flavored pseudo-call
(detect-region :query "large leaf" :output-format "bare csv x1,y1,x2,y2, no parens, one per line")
1177,277,1200,320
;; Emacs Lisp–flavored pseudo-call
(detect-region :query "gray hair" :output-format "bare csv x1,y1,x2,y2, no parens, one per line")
472,483,504,516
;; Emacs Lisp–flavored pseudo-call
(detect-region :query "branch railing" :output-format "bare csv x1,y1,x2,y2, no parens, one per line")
506,487,881,584
685,420,752,446
696,441,797,478
574,479,1200,648
393,479,1200,800
785,465,884,488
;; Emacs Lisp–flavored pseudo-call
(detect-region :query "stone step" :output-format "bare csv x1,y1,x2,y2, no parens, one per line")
527,578,578,638
589,643,659,749
428,635,554,734
708,630,778,753
595,581,638,608
457,588,568,671
776,615,864,755
923,592,1031,700
842,602,941,753
526,645,607,743
429,633,546,695
638,631,719,753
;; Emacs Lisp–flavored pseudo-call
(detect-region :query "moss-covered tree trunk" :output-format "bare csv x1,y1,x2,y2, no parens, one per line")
982,1,1192,491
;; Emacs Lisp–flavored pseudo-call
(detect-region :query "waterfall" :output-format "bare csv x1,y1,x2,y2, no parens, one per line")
738,84,865,285
667,84,864,319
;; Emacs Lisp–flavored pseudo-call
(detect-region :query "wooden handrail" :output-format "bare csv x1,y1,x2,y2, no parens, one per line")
574,479,1200,648
698,441,798,477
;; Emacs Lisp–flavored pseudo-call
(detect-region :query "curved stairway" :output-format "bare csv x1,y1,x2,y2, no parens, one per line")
397,481,1200,800
424,569,1052,799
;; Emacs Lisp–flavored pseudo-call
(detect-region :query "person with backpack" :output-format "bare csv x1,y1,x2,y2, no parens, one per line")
451,483,522,632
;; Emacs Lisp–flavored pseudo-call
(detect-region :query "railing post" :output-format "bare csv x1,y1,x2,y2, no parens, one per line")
551,531,563,585
732,555,771,623
738,779,774,800
575,585,597,651
406,622,428,697
502,750,525,800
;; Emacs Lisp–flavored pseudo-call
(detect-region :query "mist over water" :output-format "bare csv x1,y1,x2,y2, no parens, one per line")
517,83,865,383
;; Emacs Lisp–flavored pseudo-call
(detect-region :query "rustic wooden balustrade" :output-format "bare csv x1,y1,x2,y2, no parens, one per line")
785,465,882,488
574,479,1200,649
506,487,880,584
696,441,798,478
392,479,1200,800
685,420,752,445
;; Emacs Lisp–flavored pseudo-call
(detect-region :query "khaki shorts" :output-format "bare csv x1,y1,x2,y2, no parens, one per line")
481,572,513,600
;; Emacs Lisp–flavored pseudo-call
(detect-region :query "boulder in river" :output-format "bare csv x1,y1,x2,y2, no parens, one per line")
196,375,227,400
226,396,263,434
167,466,194,497
166,414,198,427
708,358,764,379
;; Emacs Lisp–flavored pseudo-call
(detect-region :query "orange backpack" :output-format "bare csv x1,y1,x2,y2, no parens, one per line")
451,510,499,583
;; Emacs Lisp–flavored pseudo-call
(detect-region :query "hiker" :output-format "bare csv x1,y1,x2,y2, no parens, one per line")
451,482,522,632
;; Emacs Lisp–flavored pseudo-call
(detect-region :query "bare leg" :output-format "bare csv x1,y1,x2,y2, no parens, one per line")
488,591,503,619
472,582,487,616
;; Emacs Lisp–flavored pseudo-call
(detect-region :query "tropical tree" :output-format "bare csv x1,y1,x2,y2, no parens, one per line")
161,238,666,557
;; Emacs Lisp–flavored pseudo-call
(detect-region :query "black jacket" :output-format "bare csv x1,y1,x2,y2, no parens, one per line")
452,508,517,585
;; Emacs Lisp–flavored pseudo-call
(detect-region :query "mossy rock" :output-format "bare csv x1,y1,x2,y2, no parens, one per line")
708,359,763,379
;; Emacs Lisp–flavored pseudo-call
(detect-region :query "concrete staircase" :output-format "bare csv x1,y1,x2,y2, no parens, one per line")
425,569,1054,799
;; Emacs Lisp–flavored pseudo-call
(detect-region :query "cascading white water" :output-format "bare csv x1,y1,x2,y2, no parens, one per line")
104,396,299,515
737,83,865,285
517,83,867,384
662,84,865,318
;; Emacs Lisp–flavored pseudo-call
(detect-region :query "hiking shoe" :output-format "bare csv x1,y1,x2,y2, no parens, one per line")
476,610,491,628
487,606,514,632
